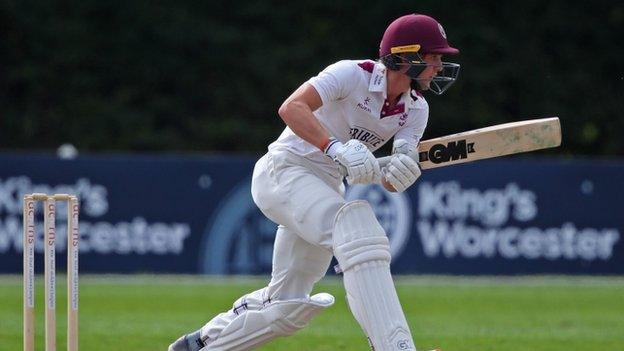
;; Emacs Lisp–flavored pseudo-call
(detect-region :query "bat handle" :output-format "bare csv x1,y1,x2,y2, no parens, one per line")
338,156,392,179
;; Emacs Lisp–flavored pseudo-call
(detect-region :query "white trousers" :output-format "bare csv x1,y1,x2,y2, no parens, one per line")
201,150,346,342
251,149,345,299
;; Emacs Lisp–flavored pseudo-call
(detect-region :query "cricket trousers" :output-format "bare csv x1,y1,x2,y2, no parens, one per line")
200,149,346,341
251,148,345,299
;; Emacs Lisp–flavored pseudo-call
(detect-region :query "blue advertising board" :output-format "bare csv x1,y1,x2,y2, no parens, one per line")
0,153,622,275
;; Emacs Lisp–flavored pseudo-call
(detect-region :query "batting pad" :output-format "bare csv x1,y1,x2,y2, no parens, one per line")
333,200,415,351
203,290,334,351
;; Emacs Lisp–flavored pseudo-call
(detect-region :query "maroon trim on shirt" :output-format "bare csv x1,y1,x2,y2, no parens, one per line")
356,61,412,118
380,100,405,119
357,61,374,73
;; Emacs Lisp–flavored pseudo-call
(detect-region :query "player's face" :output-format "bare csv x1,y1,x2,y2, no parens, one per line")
396,52,460,94
416,54,443,90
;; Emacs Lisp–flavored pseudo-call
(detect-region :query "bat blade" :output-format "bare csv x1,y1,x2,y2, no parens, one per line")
376,117,562,170
416,117,561,169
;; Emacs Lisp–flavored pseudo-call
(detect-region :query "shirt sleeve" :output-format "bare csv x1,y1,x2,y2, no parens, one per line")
307,60,358,104
393,100,429,151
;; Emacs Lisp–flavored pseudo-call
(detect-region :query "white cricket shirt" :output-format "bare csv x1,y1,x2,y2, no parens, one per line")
269,59,429,174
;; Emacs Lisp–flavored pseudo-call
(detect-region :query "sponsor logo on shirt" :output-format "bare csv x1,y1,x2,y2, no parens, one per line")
349,126,385,147
357,100,372,113
398,113,408,126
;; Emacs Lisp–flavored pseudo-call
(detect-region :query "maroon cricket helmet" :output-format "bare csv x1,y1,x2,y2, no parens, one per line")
379,14,459,57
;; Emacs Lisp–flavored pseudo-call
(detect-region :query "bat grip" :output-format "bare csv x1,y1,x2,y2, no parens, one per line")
338,156,392,179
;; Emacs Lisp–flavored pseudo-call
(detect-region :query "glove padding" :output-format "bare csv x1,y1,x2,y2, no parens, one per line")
333,140,381,184
383,153,421,192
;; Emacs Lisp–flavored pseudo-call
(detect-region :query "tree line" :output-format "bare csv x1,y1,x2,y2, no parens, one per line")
1,1,622,156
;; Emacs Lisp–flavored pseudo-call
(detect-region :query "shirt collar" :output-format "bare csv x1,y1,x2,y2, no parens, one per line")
368,62,421,109
405,91,420,109
368,62,388,98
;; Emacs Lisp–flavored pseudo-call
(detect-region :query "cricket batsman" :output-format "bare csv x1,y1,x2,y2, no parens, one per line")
169,13,460,351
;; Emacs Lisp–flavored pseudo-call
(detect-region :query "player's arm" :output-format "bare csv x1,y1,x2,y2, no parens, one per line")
278,82,330,151
278,80,380,185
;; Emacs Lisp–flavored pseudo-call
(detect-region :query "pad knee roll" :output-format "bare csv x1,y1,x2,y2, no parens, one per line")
333,200,391,272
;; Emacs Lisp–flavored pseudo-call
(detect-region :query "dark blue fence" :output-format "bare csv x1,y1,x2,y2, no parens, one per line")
1,153,622,275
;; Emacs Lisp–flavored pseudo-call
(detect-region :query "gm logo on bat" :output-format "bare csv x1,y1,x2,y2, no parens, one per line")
419,139,475,164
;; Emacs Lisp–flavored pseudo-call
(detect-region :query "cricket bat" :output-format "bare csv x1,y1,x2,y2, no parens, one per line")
340,117,562,176
383,116,562,169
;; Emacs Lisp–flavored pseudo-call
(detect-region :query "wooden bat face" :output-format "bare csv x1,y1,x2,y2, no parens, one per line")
415,117,562,169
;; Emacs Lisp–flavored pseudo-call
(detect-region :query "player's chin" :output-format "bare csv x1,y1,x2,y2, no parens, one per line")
415,80,431,91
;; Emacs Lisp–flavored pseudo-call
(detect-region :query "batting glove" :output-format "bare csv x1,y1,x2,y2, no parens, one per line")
383,153,421,192
382,139,421,192
326,139,381,184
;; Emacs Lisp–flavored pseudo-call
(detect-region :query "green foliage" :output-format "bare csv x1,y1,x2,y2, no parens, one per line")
1,1,622,155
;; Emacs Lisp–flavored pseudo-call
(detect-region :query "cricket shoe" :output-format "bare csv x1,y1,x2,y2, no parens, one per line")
168,330,206,351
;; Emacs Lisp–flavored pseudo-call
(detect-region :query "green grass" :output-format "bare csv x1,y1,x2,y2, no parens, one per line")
1,275,623,351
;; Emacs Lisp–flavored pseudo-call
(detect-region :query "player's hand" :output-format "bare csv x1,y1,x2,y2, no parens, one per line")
331,140,381,184
391,138,417,158
383,153,421,192
383,139,421,192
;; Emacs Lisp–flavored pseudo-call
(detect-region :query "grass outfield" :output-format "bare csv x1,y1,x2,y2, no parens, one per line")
1,275,623,351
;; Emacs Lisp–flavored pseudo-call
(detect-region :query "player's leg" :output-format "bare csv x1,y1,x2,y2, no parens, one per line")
266,225,334,300
169,150,344,351
251,150,345,250
255,159,416,351
333,200,415,351
168,226,334,351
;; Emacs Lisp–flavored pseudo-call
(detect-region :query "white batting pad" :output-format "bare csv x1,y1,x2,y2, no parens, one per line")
201,288,334,351
333,200,415,351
